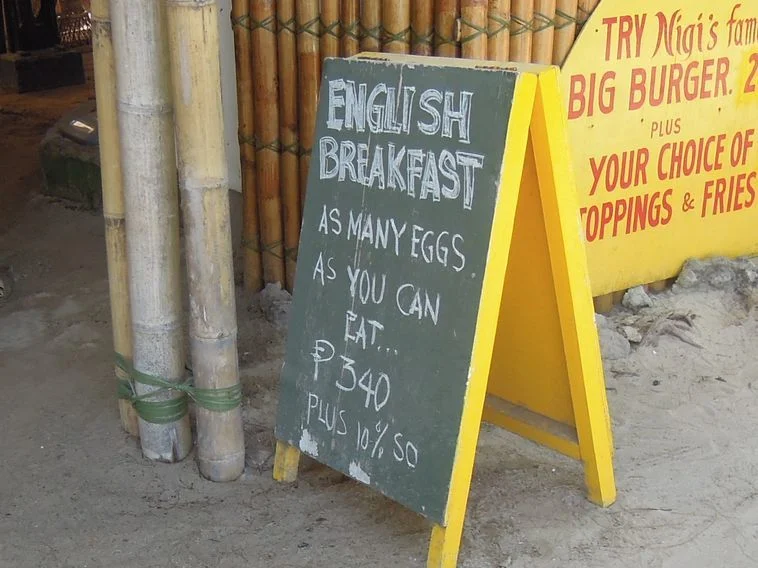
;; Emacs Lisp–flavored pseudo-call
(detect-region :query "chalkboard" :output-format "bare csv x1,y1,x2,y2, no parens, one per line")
275,56,517,524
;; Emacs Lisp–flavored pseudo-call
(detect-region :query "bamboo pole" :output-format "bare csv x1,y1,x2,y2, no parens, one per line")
553,0,577,65
577,0,598,29
411,0,434,56
1,0,18,53
360,0,381,52
532,0,555,64
320,0,340,60
232,0,263,292
487,0,509,61
165,0,245,482
435,0,460,57
510,0,534,63
382,0,410,54
1,0,13,53
90,0,139,438
296,0,320,207
461,0,487,60
341,0,360,56
278,0,301,291
251,0,285,285
110,0,192,463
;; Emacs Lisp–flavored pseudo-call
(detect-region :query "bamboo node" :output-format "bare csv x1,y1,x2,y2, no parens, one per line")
555,9,578,30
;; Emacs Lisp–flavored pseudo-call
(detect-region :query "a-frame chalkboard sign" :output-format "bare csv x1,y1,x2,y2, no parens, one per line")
273,54,615,567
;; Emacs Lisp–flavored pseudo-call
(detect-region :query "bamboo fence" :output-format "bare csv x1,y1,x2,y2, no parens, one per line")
232,0,601,293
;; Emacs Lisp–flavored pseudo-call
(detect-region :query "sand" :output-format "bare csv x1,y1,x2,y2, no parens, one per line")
2,89,758,568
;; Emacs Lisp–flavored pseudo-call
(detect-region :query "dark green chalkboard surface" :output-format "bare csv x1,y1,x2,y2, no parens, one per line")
275,56,517,524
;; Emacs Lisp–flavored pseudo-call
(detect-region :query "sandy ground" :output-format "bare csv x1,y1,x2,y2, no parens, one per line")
2,88,758,568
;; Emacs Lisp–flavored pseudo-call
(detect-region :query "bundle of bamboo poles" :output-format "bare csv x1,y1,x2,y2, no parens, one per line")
233,0,601,294
94,0,245,481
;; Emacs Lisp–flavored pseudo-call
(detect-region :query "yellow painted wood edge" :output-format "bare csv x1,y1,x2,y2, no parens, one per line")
428,72,538,568
482,405,581,461
530,67,616,507
273,441,301,483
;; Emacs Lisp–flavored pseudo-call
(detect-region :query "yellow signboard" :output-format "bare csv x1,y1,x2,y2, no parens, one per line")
562,1,758,296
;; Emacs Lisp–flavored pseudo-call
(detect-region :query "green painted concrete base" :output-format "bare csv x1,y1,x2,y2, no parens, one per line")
40,126,102,210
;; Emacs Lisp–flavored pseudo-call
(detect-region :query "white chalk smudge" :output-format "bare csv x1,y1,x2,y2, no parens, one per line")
299,430,318,457
349,461,371,484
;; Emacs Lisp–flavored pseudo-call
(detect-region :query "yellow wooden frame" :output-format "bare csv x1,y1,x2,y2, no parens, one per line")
529,68,615,507
427,70,537,568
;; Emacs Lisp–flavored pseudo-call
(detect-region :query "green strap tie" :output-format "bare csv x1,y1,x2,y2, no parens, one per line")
361,23,383,44
277,16,297,35
134,397,189,426
555,9,578,30
114,353,242,424
533,11,555,33
383,26,412,48
510,15,534,36
231,13,252,31
459,17,488,45
249,15,277,34
488,13,510,38
343,20,361,42
320,18,341,39
299,16,321,38
253,137,281,153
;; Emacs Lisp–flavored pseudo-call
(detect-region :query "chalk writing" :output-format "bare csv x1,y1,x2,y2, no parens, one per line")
275,58,515,524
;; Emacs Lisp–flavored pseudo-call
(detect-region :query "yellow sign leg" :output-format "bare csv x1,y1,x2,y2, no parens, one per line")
531,68,616,506
427,72,538,568
428,524,459,568
273,441,301,483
